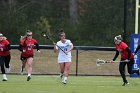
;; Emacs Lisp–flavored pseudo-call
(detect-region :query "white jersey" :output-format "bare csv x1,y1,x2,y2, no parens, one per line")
56,39,73,63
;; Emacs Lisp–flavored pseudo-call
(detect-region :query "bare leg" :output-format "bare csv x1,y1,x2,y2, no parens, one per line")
27,57,33,76
21,60,26,75
59,63,65,74
26,57,33,81
64,62,71,77
62,62,71,84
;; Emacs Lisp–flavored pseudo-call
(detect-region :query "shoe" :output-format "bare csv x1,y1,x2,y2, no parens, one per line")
2,74,8,81
122,82,129,86
27,76,31,81
62,79,67,84
2,78,7,81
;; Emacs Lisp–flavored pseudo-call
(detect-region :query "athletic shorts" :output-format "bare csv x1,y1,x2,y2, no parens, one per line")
20,55,33,61
58,57,71,63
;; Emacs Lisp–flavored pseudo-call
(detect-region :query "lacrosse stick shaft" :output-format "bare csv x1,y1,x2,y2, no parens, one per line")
41,32,67,55
54,43,68,55
96,59,130,66
46,36,68,55
106,60,129,63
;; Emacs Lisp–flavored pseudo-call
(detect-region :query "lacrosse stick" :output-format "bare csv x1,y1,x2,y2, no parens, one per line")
96,59,129,66
41,32,67,55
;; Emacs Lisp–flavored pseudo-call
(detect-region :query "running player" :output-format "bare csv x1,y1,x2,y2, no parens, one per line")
0,33,11,81
54,30,73,84
111,35,139,86
19,30,40,81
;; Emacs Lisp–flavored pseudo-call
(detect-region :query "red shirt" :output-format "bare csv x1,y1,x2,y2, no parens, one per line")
115,42,133,59
20,39,37,57
0,40,10,56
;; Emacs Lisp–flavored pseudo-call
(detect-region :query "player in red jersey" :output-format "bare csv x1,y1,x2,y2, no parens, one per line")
0,33,11,81
19,30,40,81
111,35,139,86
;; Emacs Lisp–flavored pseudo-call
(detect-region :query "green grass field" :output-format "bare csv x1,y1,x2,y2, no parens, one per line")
0,75,140,93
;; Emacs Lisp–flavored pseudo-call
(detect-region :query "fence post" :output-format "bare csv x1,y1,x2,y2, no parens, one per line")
76,49,78,76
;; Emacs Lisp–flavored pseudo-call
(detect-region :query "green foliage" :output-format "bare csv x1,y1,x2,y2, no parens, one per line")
0,0,138,46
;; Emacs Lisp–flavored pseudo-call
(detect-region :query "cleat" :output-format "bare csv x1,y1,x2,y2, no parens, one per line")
62,80,67,84
2,74,7,81
27,76,31,81
122,82,129,86
2,79,7,81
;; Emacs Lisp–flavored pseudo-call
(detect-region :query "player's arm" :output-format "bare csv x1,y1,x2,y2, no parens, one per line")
54,44,58,53
112,50,119,61
54,42,59,53
35,43,40,51
18,44,23,51
3,44,11,52
66,43,73,53
125,47,131,60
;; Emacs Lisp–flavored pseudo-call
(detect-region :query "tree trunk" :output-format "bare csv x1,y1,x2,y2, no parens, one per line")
69,0,78,24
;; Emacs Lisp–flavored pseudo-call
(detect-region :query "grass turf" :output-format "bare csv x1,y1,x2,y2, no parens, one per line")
0,75,140,93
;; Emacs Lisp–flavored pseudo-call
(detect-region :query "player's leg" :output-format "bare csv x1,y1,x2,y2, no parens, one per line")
59,63,65,79
26,57,33,81
62,62,71,84
119,61,128,86
1,65,7,81
0,57,7,81
20,56,26,75
4,54,11,73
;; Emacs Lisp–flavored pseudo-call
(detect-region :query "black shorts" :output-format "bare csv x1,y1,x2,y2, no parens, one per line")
20,55,33,61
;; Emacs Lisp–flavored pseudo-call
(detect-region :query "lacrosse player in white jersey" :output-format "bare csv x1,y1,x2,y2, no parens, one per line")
54,30,73,84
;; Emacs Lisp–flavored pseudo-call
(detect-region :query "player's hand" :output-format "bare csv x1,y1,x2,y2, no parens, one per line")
65,50,71,55
37,50,41,53
0,48,3,51
23,49,26,52
110,60,114,63
65,51,69,54
133,53,136,56
53,42,56,45
124,59,129,62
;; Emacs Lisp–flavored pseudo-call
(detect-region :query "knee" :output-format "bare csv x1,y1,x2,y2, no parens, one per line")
66,67,70,71
65,66,70,71
28,64,32,67
119,67,123,72
119,68,124,74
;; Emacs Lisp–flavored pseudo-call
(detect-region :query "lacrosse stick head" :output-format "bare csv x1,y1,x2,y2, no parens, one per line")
41,32,49,39
96,59,106,66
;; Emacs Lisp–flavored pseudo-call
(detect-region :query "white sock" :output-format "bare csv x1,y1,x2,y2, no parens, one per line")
60,73,63,75
64,77,67,81
28,74,31,77
6,68,10,73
